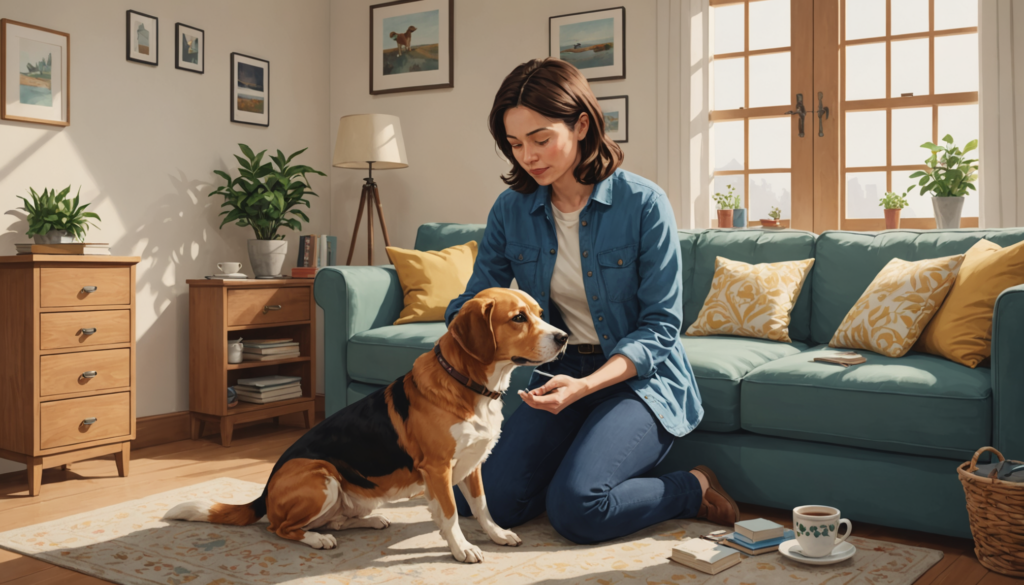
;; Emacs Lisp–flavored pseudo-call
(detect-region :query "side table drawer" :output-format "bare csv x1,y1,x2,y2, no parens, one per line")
40,392,131,449
227,287,310,326
41,266,131,307
40,310,131,350
40,348,131,397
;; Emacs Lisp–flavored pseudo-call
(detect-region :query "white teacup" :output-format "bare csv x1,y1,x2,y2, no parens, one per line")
217,261,242,274
792,505,852,558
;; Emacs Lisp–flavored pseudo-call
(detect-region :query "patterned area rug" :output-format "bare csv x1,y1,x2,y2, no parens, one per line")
0,477,942,584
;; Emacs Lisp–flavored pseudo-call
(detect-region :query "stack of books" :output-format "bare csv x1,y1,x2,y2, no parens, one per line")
242,339,300,362
233,375,303,404
670,537,741,575
722,519,794,555
16,242,110,255
292,234,337,278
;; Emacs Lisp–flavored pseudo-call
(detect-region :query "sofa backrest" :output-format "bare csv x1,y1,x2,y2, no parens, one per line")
414,223,485,251
810,228,1024,345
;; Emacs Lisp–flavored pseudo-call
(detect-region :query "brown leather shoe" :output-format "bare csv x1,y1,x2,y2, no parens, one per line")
692,464,741,526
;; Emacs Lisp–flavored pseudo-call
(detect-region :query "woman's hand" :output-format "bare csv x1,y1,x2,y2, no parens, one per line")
518,375,590,414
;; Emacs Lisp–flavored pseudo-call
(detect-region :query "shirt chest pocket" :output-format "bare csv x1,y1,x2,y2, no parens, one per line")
598,244,639,302
506,242,541,291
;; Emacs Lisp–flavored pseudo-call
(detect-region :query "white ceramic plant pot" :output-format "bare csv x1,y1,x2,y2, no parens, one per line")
932,196,965,230
248,239,289,277
33,229,76,244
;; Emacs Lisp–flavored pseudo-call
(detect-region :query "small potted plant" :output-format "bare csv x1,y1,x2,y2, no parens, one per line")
210,144,326,276
761,206,782,228
879,190,909,230
908,134,977,229
713,184,741,229
17,186,102,243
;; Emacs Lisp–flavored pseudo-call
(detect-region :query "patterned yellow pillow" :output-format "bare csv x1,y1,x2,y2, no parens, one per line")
829,254,965,358
684,256,815,343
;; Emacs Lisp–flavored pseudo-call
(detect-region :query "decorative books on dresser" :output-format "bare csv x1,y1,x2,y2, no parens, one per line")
0,255,140,496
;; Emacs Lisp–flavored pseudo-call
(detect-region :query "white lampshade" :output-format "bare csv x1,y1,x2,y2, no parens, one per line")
333,113,408,170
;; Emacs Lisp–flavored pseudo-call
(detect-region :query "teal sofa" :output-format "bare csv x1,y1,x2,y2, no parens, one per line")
314,223,1024,538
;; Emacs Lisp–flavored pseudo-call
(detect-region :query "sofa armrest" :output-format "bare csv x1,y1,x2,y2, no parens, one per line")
992,283,1024,455
314,265,404,414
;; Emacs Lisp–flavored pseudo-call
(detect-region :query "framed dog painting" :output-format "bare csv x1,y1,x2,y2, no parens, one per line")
549,7,626,82
126,10,158,65
1,19,70,127
597,95,628,143
370,0,453,95
230,53,269,126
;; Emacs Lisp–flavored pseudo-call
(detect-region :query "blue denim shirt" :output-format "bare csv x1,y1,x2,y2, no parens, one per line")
445,169,703,437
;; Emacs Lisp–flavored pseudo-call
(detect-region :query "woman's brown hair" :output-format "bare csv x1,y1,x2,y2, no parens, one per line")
489,58,624,194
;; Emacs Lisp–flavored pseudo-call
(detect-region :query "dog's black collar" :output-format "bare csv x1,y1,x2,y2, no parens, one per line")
434,344,502,401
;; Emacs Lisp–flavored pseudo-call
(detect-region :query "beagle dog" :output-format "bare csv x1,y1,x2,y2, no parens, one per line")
389,25,416,56
165,288,568,563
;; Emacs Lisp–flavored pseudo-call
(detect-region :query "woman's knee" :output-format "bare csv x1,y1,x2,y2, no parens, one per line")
545,485,607,545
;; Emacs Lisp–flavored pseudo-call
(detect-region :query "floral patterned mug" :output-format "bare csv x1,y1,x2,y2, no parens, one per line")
792,505,853,557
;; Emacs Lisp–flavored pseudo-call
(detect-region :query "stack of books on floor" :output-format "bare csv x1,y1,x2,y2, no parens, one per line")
722,518,794,555
670,537,741,575
16,242,110,255
233,375,303,404
242,338,300,362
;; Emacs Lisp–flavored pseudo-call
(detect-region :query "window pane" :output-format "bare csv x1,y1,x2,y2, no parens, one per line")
713,57,745,110
846,0,885,40
891,39,929,98
749,52,790,108
714,3,745,55
750,117,791,169
892,170,935,218
749,0,790,51
892,107,932,166
938,104,980,153
935,34,979,95
846,43,886,101
846,171,886,219
846,110,887,168
714,120,745,171
891,0,929,35
714,176,746,215
749,173,791,222
935,0,977,30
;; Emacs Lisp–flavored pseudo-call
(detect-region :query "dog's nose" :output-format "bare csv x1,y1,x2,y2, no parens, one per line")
553,332,569,346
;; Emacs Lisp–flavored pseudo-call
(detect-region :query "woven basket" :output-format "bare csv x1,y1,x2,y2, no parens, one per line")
957,446,1024,577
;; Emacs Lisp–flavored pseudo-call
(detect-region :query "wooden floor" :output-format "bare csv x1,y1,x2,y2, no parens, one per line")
0,421,1018,584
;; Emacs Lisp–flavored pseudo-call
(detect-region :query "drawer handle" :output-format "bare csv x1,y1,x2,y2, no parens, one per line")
81,370,98,379
82,286,98,293
263,304,283,314
82,417,97,426
81,327,97,335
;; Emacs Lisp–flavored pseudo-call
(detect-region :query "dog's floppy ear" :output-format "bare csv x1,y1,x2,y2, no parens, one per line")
449,297,496,364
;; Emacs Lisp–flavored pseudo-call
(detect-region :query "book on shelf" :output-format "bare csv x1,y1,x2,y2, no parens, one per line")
15,243,110,255
236,374,302,388
734,518,785,542
670,537,741,575
242,352,300,362
812,351,867,367
242,343,300,355
233,381,301,393
722,529,795,555
243,339,294,347
291,266,318,278
234,384,301,398
237,389,303,404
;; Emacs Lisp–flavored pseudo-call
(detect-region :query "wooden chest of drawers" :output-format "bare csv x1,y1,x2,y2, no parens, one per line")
0,255,139,496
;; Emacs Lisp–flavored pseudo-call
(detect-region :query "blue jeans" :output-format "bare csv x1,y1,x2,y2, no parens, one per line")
454,349,704,544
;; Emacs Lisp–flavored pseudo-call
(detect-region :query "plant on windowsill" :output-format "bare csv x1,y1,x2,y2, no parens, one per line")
879,190,909,230
761,206,782,228
714,184,741,229
908,134,978,230
17,186,102,244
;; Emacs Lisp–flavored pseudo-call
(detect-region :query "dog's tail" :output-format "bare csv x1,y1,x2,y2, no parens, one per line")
164,489,267,526
389,31,398,39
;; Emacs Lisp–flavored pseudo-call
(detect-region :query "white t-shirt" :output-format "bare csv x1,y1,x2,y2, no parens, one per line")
549,204,601,344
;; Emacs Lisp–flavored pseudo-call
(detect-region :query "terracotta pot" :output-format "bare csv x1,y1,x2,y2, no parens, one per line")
717,209,734,229
884,208,902,230
760,219,779,227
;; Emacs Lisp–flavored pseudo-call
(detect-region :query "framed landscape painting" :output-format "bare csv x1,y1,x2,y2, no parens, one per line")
370,0,453,95
549,7,625,82
230,52,269,126
126,10,158,65
175,23,203,73
597,95,628,143
1,19,70,127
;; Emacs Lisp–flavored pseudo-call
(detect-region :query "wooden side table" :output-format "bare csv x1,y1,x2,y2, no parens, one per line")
0,255,140,496
187,278,316,446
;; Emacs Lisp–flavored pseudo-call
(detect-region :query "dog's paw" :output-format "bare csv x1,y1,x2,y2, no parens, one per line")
302,532,337,549
367,514,391,529
452,542,484,563
489,528,522,547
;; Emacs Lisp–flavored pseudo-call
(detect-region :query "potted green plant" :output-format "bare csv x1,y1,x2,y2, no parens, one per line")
761,206,782,228
908,134,978,229
879,190,909,230
713,184,741,229
17,186,102,244
210,144,326,276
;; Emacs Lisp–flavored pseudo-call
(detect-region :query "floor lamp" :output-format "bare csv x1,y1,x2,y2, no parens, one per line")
333,113,408,265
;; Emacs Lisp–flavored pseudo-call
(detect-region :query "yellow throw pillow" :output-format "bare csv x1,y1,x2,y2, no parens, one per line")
829,254,965,358
915,239,1024,368
386,241,478,325
684,256,815,343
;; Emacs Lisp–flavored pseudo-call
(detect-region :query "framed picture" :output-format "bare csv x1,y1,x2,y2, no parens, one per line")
549,7,625,82
175,23,203,74
126,10,158,65
230,52,269,126
1,19,70,127
597,95,628,143
370,0,453,95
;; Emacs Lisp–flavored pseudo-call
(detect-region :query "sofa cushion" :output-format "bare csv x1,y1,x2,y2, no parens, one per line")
741,346,992,459
681,335,809,432
414,223,485,252
348,322,447,385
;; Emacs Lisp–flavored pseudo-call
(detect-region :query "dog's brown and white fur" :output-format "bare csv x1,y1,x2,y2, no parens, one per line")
389,25,416,56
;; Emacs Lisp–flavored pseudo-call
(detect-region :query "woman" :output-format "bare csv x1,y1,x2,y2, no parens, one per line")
444,58,740,545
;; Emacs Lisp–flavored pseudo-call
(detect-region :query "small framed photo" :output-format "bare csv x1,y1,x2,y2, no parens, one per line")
175,23,204,74
597,95,628,143
370,0,453,95
230,52,269,126
1,19,70,127
549,7,625,82
126,10,158,65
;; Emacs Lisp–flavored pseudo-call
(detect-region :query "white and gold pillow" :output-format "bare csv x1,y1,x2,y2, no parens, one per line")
829,254,964,358
685,256,815,343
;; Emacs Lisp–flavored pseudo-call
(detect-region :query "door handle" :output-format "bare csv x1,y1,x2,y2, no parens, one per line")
82,417,98,425
81,327,97,335
785,94,807,138
81,370,98,379
263,304,282,314
82,286,98,293
816,92,830,137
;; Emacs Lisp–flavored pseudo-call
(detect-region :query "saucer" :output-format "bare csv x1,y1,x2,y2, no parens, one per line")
214,272,248,278
778,539,856,565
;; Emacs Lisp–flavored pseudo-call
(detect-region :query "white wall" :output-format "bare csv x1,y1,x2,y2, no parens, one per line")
0,0,331,475
329,0,662,258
